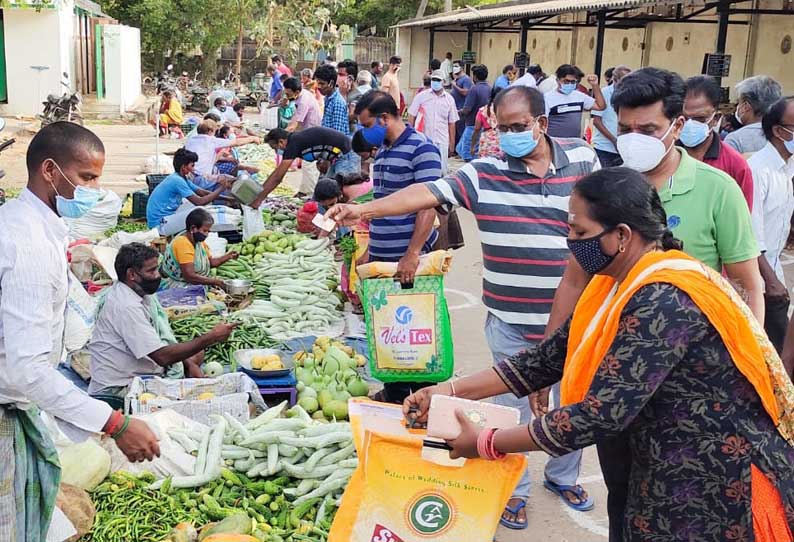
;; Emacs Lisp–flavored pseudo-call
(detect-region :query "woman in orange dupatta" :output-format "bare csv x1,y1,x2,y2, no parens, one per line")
405,168,794,542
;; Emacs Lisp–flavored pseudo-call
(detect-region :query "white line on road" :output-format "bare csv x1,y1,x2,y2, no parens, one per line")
558,473,609,538
445,287,481,311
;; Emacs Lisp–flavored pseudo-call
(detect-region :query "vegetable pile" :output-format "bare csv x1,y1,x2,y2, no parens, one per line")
170,314,278,370
293,337,369,422
104,220,151,237
231,239,342,338
234,231,307,259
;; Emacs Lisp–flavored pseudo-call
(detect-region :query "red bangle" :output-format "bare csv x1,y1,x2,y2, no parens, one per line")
104,410,123,436
476,429,490,459
487,429,506,460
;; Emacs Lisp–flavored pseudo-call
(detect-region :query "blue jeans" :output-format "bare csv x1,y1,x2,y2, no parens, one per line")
484,312,583,500
330,151,361,176
594,148,623,168
455,125,477,161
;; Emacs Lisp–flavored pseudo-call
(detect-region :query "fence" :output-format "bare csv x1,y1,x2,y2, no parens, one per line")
353,36,395,67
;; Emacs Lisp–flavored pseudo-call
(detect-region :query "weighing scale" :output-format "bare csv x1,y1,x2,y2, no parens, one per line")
248,371,298,407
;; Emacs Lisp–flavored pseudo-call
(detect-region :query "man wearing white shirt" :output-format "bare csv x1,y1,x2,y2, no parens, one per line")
209,97,243,127
408,70,459,174
0,122,159,539
749,96,794,353
440,52,453,88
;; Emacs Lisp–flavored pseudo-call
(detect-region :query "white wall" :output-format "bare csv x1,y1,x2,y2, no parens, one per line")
103,24,142,113
1,1,74,116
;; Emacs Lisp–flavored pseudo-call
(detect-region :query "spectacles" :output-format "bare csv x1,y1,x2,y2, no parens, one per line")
496,118,542,134
684,111,717,124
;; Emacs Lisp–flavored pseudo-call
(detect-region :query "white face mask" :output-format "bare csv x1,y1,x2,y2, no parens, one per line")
616,122,677,173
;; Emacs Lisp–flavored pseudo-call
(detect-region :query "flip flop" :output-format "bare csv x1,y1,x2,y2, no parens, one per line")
543,480,595,512
498,499,528,530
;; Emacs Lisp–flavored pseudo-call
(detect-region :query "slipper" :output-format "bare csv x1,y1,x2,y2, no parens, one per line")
498,499,528,530
543,480,594,512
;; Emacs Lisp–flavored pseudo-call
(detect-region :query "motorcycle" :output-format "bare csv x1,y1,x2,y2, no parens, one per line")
0,118,15,201
39,74,82,127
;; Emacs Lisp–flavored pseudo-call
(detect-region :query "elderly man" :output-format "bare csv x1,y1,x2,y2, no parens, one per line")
184,120,259,184
88,243,236,397
408,69,459,174
749,97,794,353
208,97,241,127
591,65,631,167
0,122,160,538
726,75,783,154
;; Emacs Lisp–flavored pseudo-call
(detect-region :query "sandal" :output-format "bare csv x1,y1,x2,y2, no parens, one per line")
543,480,594,512
498,498,528,530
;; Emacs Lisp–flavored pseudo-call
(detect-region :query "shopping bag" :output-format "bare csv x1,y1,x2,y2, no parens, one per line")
241,205,265,240
330,400,526,542
360,276,453,383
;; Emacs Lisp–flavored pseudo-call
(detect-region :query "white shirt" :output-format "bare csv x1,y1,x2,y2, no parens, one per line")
185,134,234,176
0,189,111,433
511,73,537,88
537,77,558,94
209,107,240,125
748,142,794,284
440,59,453,86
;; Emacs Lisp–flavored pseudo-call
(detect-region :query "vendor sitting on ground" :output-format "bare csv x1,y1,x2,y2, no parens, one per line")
156,90,184,138
146,148,234,236
209,97,242,128
185,120,259,185
88,243,236,397
161,208,239,289
250,126,352,206
216,125,259,175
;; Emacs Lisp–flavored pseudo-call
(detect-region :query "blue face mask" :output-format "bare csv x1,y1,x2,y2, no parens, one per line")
50,161,101,219
679,117,713,148
430,80,443,92
560,82,577,95
277,149,284,156
498,121,541,158
567,229,616,275
361,118,387,147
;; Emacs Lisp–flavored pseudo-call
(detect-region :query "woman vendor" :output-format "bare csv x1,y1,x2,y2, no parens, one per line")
161,208,238,289
157,90,184,137
405,168,794,541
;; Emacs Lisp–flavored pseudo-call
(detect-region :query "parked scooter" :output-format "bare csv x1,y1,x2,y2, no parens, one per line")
0,119,15,201
39,73,83,126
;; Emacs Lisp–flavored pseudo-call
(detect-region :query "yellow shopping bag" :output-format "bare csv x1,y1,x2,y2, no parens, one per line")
330,399,526,542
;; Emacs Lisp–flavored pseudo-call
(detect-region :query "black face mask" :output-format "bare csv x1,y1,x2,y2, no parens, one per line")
192,231,208,244
135,274,162,296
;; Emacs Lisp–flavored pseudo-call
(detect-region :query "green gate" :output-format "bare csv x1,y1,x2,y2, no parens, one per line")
0,12,7,103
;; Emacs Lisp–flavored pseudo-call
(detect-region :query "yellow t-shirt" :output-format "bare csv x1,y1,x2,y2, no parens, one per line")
171,235,210,265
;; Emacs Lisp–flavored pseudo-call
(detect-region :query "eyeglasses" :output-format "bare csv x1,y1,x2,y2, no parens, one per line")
496,118,542,134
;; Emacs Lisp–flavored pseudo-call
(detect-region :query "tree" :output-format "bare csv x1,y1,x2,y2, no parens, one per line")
336,0,497,36
231,0,269,79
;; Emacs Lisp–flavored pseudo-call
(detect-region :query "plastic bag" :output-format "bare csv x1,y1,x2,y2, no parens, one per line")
330,399,526,542
142,154,174,174
64,190,123,240
97,228,161,250
205,232,228,257
297,201,319,233
242,205,265,240
360,276,454,383
63,272,97,354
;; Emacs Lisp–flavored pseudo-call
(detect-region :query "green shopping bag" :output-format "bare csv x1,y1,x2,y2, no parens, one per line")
360,276,454,383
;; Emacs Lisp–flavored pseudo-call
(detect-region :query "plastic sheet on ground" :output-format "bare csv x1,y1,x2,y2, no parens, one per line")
102,409,207,479
125,372,266,423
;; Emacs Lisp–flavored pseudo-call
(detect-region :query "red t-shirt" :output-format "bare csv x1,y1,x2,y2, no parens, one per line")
701,134,754,212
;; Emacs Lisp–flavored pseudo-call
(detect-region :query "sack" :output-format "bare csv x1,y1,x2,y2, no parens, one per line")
142,154,174,175
330,399,526,542
64,190,123,240
63,272,98,354
360,276,454,383
56,484,95,542
205,232,228,257
242,205,266,240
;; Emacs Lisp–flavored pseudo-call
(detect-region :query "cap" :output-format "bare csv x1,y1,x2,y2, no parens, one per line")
357,70,373,84
430,70,445,80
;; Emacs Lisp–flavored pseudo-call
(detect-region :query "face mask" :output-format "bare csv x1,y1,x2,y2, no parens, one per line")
498,121,541,158
778,126,794,154
137,274,162,296
452,66,462,75
50,161,101,219
357,85,371,94
560,82,577,95
567,229,617,275
219,106,227,112
192,231,208,244
361,118,387,147
430,80,443,92
679,117,713,148
616,122,676,173
277,149,284,156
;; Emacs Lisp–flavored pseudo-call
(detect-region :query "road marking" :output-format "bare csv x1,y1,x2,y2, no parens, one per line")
444,287,480,311
558,473,609,538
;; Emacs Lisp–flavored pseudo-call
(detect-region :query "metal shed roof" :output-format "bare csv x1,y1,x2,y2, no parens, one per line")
394,0,685,28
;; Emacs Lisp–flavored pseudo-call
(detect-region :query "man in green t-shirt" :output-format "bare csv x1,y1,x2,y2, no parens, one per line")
544,67,763,542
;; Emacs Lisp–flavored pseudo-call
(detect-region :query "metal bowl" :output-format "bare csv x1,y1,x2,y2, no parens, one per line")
223,278,252,295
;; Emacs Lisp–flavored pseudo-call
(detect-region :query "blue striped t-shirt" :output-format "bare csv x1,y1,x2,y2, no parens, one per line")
369,125,441,261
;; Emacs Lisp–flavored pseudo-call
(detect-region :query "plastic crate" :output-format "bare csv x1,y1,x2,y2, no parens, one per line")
146,174,168,194
132,190,149,219
179,122,195,134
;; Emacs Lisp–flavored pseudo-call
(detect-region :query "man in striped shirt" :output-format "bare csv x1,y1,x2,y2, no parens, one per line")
327,86,600,526
354,90,441,403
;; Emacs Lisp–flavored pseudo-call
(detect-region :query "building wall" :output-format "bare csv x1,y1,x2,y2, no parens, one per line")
103,24,142,113
1,1,75,116
398,6,794,107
